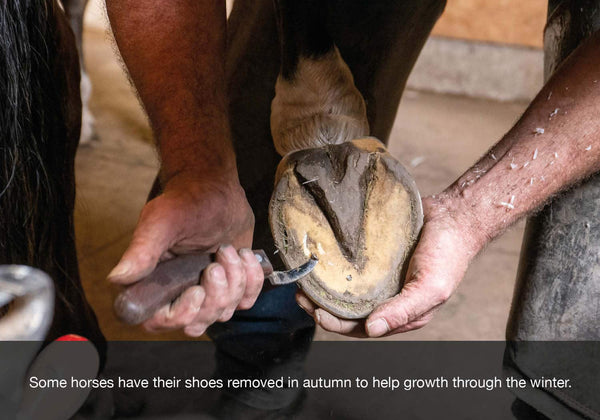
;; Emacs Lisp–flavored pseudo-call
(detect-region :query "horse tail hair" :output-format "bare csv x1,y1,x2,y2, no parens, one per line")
0,0,80,269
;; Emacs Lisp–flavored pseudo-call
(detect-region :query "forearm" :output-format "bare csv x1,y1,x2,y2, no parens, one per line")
106,0,236,182
435,30,600,252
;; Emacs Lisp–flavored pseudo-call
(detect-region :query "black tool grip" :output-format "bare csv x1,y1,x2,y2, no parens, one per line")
114,250,273,325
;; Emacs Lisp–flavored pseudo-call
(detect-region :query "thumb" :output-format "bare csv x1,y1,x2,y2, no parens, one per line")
365,255,452,337
365,281,437,338
107,207,179,285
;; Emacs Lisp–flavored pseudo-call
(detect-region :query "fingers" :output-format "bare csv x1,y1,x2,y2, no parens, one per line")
108,199,180,285
363,211,473,338
365,261,451,338
143,262,228,335
237,249,264,310
314,309,366,337
144,286,206,332
297,291,366,338
214,245,246,322
295,291,317,315
143,245,264,337
185,262,230,336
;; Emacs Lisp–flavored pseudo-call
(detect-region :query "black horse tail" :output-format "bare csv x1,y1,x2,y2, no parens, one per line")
0,0,77,267
0,0,104,346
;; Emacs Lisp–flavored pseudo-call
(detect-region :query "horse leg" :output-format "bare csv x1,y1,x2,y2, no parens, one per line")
269,0,445,320
272,0,447,150
208,1,445,412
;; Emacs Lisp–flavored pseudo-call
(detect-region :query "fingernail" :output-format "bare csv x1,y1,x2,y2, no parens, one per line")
315,309,321,324
367,318,389,337
219,244,240,263
210,265,227,284
108,261,132,280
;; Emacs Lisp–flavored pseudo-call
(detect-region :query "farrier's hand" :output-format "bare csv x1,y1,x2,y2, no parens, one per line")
296,195,485,337
108,172,264,336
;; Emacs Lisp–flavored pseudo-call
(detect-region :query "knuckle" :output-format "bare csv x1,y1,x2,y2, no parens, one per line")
235,267,248,289
134,249,156,267
214,294,230,310
154,311,177,329
385,307,411,329
181,307,199,325
246,271,263,291
205,265,227,289
226,255,244,273
218,309,235,322
237,295,258,310
429,281,451,304
237,300,252,310
252,265,264,282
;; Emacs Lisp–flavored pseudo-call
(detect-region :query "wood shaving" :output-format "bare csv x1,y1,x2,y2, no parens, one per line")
301,177,319,185
302,233,309,256
317,243,325,255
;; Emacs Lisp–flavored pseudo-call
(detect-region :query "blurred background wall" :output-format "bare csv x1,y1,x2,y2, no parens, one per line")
433,0,545,47
410,0,547,101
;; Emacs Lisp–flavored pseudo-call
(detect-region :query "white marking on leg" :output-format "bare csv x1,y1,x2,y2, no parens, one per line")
270,47,369,155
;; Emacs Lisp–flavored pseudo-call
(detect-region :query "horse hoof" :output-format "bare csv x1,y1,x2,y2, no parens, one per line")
269,137,423,319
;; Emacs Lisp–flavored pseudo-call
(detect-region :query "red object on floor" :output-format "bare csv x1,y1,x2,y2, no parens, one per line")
56,334,88,342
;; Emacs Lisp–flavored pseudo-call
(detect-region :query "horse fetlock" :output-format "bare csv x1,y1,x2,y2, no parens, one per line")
270,47,369,156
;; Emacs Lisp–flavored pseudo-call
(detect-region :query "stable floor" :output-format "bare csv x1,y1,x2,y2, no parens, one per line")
76,19,529,341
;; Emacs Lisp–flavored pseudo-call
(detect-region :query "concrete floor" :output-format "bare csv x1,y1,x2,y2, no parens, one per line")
77,21,529,341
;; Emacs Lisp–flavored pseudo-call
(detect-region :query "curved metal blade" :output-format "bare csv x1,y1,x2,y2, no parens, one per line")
268,256,318,286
